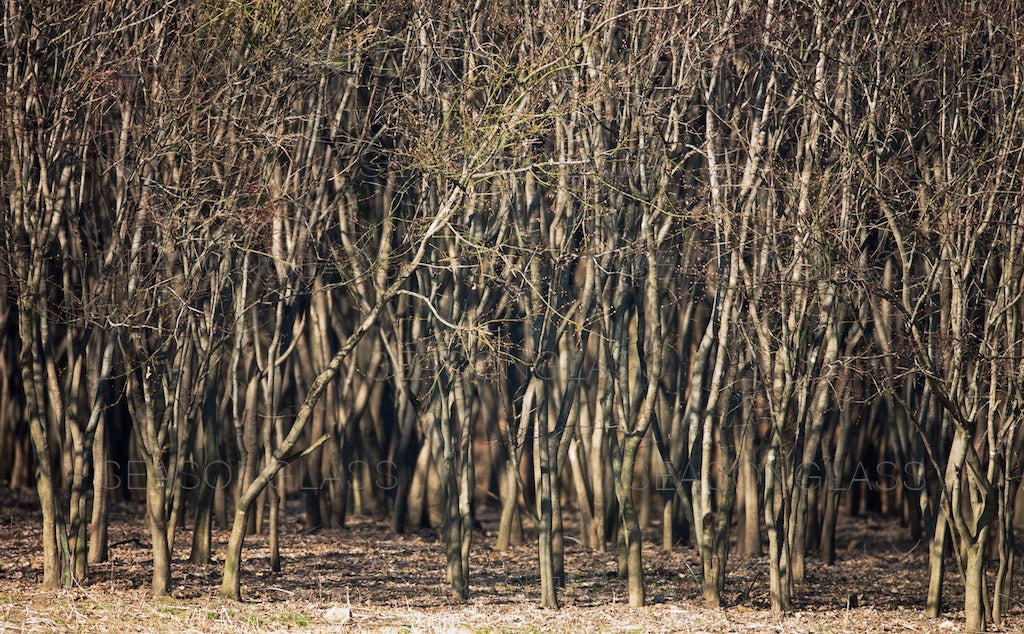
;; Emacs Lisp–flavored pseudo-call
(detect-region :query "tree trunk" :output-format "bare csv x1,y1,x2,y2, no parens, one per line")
536,382,557,609
20,315,65,588
88,414,109,565
190,384,221,564
219,508,248,601
739,420,761,557
615,441,645,608
146,461,172,597
964,542,988,633
765,440,793,613
925,514,949,618
992,469,1019,624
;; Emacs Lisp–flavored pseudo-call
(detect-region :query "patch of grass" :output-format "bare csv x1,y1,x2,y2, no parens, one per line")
152,598,184,615
279,610,310,626
242,613,265,628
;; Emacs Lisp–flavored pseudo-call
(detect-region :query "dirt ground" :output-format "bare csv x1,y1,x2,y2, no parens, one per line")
1,491,1021,633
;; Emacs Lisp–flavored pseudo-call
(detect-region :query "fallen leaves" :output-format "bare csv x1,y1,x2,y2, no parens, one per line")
0,489,1021,633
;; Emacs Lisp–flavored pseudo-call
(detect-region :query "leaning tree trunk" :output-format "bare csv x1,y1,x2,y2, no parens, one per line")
220,194,460,599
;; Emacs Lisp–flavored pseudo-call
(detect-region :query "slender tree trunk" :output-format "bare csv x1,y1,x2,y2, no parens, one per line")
19,314,64,588
88,414,109,564
535,378,557,608
739,419,761,557
993,469,1019,624
615,438,645,608
765,437,792,613
822,403,854,566
190,383,221,564
925,514,949,618
496,454,524,550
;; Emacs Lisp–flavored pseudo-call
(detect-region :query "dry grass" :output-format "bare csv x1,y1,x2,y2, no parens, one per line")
1,492,1021,632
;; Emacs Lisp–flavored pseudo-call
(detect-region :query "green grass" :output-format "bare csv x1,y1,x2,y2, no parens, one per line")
241,614,265,628
279,610,311,626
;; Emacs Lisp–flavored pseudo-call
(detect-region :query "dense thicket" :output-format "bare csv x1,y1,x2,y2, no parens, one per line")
2,1,1023,630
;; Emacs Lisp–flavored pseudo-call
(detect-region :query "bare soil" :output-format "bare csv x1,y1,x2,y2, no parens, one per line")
1,492,1021,632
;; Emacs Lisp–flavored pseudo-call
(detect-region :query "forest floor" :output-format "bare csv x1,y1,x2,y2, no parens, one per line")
1,491,1022,633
